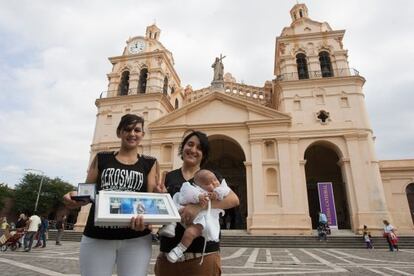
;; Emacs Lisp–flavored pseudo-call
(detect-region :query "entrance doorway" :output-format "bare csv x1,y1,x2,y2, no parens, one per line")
304,143,351,229
406,183,414,225
204,135,247,229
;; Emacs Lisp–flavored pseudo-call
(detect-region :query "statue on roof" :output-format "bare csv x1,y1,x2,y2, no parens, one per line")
212,54,226,82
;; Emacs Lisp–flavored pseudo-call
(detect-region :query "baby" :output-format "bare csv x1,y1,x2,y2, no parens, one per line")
160,169,230,263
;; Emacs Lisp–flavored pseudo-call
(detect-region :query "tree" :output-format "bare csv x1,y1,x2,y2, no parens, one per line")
0,183,14,210
13,173,75,216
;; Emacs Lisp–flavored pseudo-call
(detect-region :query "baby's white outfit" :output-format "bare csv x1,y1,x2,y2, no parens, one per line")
161,178,230,264
174,178,230,241
161,178,230,242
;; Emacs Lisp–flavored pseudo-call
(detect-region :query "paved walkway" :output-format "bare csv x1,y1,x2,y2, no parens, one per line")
1,242,413,275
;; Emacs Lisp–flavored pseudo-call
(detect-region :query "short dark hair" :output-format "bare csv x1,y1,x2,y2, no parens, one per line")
116,114,145,136
179,130,209,166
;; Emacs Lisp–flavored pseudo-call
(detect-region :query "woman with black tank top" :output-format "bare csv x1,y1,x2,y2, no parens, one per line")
64,114,158,276
154,130,240,276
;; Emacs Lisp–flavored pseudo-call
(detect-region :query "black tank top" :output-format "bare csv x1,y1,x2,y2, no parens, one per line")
159,168,220,253
83,151,156,240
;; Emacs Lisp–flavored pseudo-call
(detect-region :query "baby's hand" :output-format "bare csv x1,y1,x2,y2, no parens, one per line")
198,194,210,207
208,192,219,201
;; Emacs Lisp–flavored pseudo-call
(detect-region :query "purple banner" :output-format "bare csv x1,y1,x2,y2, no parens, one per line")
317,182,338,228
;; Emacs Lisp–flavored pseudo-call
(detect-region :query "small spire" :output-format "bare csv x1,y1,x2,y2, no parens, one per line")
146,23,161,40
290,3,309,22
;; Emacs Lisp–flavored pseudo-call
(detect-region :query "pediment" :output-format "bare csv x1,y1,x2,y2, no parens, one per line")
149,91,291,129
281,19,332,36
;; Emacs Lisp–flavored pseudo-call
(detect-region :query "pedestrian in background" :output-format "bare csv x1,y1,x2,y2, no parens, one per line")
318,211,328,226
383,220,398,251
55,215,66,245
15,213,27,248
24,212,41,252
34,216,48,248
362,225,373,249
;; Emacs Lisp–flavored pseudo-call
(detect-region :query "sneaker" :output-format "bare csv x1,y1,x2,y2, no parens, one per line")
167,246,185,263
159,223,176,238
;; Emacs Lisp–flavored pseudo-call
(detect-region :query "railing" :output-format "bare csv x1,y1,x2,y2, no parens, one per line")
99,89,151,99
99,83,273,108
185,82,272,107
277,68,360,81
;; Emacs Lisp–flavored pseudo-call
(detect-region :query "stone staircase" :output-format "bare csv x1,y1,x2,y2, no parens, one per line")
47,230,414,248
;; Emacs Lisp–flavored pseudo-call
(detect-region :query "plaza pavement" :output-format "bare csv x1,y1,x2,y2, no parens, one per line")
0,242,414,275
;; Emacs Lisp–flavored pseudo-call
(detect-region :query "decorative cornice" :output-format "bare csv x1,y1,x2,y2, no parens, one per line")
274,75,366,88
108,51,181,86
262,160,280,166
95,93,174,113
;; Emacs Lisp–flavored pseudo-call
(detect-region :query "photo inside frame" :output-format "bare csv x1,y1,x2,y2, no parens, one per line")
94,191,181,226
109,196,169,215
78,183,96,200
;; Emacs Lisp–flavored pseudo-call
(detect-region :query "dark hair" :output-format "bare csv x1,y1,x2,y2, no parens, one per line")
116,114,145,136
194,169,223,183
179,130,209,166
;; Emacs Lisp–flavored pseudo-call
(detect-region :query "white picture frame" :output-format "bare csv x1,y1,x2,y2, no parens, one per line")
94,190,181,227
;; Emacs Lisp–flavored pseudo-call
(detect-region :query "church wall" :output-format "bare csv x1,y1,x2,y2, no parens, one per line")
74,6,414,236
380,160,414,234
278,78,369,132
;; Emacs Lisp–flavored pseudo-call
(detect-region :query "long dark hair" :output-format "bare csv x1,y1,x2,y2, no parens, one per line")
179,130,209,166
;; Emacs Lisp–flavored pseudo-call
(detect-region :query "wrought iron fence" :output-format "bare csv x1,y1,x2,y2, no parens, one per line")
277,68,360,81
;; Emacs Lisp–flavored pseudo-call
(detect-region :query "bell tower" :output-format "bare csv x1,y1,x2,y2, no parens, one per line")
273,3,390,232
74,24,184,231
92,24,183,152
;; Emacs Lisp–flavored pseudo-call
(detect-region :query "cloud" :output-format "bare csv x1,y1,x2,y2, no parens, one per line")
0,0,413,187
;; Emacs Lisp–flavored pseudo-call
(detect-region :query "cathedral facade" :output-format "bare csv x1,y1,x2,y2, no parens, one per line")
76,4,414,235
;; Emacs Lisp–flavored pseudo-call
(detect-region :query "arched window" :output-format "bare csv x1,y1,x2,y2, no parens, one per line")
319,51,333,77
175,98,179,109
406,183,414,225
138,68,148,93
119,71,130,96
299,9,303,18
296,53,309,80
163,76,168,95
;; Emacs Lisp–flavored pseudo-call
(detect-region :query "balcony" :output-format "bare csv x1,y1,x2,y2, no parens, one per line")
277,68,360,81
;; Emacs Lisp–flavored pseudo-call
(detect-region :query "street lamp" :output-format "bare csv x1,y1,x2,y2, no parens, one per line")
25,168,45,212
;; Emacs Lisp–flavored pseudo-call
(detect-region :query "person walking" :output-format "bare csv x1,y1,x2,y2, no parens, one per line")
64,114,158,276
15,213,27,248
55,215,66,245
383,220,398,251
24,212,41,252
34,216,48,248
154,130,240,276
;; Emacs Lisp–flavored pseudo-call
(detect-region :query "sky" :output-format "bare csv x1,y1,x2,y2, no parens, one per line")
0,0,413,188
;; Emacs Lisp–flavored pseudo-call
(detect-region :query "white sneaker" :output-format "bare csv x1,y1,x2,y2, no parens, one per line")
167,246,185,263
159,223,176,238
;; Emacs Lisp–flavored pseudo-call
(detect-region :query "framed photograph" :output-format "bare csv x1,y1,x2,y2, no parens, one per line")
78,183,96,201
94,190,181,227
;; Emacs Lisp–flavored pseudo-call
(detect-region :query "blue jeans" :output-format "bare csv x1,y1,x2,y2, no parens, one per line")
24,231,36,250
